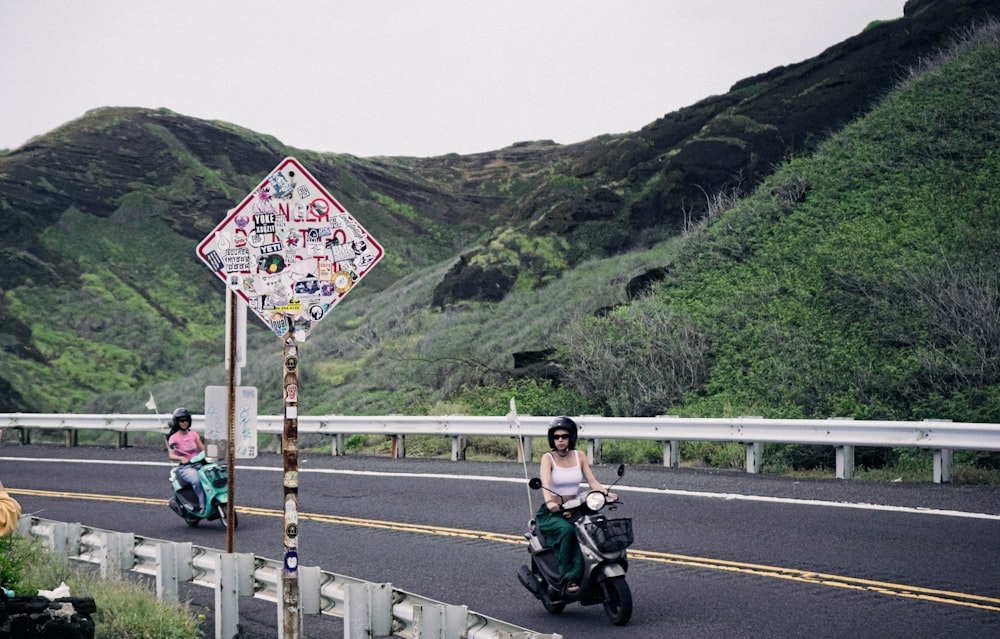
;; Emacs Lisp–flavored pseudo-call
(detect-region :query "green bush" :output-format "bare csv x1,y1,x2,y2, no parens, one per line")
600,440,663,465
0,535,27,593
682,441,746,469
455,379,598,417
344,434,369,450
466,436,520,460
1,535,204,638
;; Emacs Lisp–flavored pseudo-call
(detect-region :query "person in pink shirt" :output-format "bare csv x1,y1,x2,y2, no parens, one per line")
167,407,206,512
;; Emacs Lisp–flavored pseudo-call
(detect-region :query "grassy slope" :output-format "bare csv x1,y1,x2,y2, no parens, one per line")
90,23,1000,422
2,200,223,411
653,23,1000,421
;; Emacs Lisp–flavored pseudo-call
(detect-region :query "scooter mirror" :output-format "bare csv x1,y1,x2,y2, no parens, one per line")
617,464,626,477
528,477,543,490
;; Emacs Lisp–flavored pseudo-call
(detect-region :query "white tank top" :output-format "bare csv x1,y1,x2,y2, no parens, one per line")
548,451,583,496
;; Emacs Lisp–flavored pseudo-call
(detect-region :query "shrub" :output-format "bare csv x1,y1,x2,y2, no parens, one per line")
1,535,204,638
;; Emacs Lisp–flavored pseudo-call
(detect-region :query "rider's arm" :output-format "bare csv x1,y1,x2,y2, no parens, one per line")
581,455,617,501
539,453,560,512
167,434,196,463
167,442,187,463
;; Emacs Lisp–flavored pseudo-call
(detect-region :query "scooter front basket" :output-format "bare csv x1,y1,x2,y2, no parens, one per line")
585,517,634,553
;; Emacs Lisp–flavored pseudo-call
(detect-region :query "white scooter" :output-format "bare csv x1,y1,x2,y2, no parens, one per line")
517,464,634,625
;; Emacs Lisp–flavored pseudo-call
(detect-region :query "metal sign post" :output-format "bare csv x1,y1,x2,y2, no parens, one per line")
197,157,383,639
281,334,301,636
226,290,238,555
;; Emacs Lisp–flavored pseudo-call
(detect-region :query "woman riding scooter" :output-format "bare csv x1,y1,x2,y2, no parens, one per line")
167,407,206,513
535,416,617,594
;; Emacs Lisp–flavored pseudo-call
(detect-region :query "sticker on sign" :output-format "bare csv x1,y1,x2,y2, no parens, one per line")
196,157,384,341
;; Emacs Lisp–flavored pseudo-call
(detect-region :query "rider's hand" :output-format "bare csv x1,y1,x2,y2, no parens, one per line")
608,492,618,502
546,501,559,513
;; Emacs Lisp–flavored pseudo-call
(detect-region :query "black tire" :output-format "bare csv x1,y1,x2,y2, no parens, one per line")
532,560,565,614
219,504,238,530
184,514,201,527
541,594,566,615
601,576,632,626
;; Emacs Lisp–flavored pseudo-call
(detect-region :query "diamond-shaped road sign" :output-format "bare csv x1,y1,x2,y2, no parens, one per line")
196,157,384,341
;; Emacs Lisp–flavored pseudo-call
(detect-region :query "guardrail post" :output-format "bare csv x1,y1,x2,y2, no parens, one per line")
835,445,855,480
40,521,81,559
97,531,135,578
924,419,954,483
933,449,954,483
517,436,533,463
391,435,406,459
216,553,239,639
117,432,128,448
216,552,256,639
745,442,762,474
65,428,78,447
331,433,345,456
345,582,393,639
300,565,321,615
588,438,602,465
451,436,466,461
155,542,179,603
663,440,680,468
412,602,468,639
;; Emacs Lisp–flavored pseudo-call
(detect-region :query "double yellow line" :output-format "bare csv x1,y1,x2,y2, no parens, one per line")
14,488,1000,612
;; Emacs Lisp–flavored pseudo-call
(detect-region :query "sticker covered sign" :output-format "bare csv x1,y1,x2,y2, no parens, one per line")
197,157,383,340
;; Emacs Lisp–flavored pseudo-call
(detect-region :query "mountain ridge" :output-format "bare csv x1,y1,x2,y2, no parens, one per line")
0,0,997,415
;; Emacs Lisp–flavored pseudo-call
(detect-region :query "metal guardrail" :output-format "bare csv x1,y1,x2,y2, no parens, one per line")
2,413,999,482
17,516,560,639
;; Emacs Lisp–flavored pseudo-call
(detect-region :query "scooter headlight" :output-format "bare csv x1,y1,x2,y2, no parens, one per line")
584,491,607,511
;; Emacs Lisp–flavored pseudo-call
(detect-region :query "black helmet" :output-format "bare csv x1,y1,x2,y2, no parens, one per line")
171,407,192,431
547,416,578,449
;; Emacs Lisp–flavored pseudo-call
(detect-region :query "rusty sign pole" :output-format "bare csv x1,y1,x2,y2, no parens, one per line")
225,290,238,555
281,332,301,638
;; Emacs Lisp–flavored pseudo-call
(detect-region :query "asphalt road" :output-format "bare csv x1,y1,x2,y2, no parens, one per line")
2,442,999,638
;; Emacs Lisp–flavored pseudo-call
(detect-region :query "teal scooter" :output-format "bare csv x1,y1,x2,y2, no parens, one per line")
168,451,237,529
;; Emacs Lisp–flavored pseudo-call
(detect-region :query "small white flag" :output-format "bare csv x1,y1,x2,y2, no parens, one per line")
145,393,157,412
506,396,520,425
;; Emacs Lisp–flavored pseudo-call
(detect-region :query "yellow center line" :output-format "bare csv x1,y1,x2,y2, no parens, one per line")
625,549,1000,611
13,488,1000,611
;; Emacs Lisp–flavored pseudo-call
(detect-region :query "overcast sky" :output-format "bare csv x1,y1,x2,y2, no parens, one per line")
2,1,904,158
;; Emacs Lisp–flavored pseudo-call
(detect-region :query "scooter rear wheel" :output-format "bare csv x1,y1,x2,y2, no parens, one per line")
541,594,566,614
601,576,632,626
531,560,565,614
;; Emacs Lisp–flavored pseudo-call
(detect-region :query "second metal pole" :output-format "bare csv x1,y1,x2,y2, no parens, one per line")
281,334,301,638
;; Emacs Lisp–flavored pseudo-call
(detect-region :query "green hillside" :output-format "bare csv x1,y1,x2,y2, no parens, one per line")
559,19,1000,423
2,1,998,427
88,17,1000,430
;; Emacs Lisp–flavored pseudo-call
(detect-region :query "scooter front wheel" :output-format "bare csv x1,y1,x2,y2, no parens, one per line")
219,504,238,530
601,576,632,626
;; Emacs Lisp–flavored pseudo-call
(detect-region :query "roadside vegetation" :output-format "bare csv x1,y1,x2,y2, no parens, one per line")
555,19,1000,425
0,534,203,639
